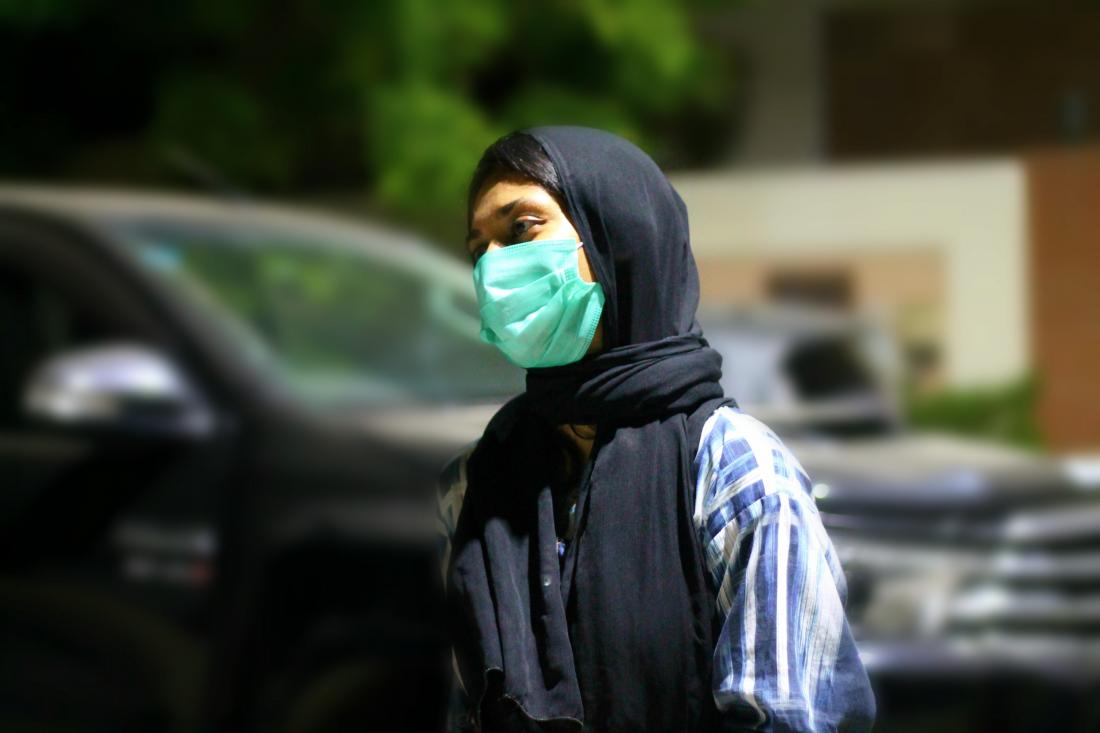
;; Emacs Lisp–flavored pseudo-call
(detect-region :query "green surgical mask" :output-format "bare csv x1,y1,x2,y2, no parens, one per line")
473,239,605,368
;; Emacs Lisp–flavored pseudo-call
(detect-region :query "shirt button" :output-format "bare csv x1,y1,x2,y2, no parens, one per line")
541,574,553,587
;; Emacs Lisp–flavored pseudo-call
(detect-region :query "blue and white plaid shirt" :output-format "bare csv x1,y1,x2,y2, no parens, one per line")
437,405,875,732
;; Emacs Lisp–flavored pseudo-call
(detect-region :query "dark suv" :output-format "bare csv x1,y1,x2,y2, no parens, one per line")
0,187,522,732
704,306,1100,733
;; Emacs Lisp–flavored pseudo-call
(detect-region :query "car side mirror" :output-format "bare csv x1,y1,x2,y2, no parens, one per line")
22,342,215,439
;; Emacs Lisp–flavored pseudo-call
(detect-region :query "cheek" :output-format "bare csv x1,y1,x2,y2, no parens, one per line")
577,249,597,284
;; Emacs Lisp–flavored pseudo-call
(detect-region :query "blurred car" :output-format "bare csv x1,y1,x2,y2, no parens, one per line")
0,186,524,732
703,306,1100,733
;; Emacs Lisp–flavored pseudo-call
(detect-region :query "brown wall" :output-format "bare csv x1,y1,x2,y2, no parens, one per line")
1027,147,1100,450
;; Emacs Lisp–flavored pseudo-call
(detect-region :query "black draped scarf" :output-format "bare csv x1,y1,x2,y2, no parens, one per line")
447,126,736,732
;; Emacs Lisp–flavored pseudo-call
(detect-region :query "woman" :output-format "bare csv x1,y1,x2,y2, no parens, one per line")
437,127,875,732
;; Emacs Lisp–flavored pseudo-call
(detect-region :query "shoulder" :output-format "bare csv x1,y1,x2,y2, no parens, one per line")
692,405,816,527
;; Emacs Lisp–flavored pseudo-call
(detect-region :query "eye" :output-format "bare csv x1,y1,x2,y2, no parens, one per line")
510,217,541,242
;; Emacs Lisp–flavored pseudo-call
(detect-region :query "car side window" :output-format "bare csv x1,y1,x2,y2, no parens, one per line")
0,264,116,429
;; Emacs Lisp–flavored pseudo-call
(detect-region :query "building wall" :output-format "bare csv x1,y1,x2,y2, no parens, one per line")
702,0,826,165
826,5,1100,160
672,159,1029,388
1026,147,1100,451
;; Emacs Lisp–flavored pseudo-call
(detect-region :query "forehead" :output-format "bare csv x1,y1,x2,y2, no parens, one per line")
471,179,563,220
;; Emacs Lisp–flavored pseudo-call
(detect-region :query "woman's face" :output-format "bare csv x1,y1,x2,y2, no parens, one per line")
468,177,603,355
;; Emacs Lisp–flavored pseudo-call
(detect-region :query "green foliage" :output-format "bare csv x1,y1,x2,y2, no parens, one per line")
365,84,503,236
579,0,703,115
344,0,732,234
0,0,737,246
152,75,295,188
905,375,1042,450
0,0,79,27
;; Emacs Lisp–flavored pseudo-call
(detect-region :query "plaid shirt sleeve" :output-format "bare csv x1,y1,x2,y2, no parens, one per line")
693,406,876,733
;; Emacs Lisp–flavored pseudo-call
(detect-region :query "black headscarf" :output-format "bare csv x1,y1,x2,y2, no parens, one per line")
447,126,737,732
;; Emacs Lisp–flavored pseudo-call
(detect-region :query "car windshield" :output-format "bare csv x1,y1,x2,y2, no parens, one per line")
105,216,524,408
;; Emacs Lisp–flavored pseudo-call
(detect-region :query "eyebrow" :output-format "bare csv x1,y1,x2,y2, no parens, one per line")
466,197,539,247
